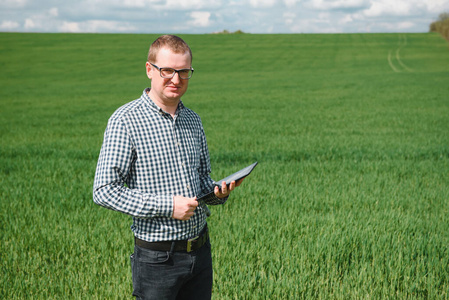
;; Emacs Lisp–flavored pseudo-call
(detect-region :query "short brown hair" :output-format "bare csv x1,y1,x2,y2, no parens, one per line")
147,35,192,64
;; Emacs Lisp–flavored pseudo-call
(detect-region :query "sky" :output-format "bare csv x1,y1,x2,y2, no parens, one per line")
0,0,448,34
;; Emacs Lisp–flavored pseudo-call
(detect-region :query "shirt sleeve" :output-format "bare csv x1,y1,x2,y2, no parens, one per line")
93,116,173,218
198,124,228,205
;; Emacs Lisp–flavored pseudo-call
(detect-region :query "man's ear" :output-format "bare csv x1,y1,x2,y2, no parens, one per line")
146,62,152,80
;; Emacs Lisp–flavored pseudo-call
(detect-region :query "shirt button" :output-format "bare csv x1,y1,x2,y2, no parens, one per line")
186,185,190,190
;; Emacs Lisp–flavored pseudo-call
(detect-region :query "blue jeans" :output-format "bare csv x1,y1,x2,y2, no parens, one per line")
130,239,213,300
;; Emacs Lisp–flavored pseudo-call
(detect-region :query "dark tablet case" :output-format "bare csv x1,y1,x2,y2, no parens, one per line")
197,162,258,201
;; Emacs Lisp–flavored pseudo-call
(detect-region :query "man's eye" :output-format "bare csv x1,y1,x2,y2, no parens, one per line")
161,68,175,76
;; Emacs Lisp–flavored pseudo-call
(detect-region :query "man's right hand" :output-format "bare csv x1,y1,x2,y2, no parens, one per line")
172,195,198,221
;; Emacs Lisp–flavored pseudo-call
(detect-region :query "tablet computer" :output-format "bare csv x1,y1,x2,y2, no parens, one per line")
197,162,258,201
214,161,258,187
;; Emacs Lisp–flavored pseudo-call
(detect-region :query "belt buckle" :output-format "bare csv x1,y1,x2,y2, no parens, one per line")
187,236,199,252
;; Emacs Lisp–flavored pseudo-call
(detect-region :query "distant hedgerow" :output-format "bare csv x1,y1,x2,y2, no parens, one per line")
430,12,449,41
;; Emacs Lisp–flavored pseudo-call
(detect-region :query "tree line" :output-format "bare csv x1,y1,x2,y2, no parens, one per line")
430,12,449,41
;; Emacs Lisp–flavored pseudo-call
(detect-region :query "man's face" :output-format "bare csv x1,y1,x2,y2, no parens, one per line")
146,47,192,106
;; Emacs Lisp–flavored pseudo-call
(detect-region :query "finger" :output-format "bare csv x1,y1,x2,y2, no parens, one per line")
221,182,227,194
214,186,224,197
229,181,236,191
185,209,195,220
190,199,199,208
235,178,244,187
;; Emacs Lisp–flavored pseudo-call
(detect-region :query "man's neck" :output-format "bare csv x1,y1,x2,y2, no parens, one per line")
147,89,179,117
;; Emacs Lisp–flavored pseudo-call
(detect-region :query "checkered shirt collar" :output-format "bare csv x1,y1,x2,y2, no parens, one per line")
142,88,185,117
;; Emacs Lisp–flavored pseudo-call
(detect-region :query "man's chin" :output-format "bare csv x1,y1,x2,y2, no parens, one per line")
165,91,184,101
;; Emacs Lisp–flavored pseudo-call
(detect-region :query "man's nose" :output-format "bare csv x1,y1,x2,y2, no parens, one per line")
171,72,181,83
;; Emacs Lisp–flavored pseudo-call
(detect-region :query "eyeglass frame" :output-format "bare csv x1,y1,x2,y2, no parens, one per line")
149,63,194,80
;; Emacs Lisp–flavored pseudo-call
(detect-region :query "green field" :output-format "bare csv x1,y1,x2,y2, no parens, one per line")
1,32,448,299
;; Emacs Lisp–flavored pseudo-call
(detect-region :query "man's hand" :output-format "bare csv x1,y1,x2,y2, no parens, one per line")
172,196,199,220
214,178,244,198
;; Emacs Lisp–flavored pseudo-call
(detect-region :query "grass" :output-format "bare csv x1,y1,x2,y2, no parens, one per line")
1,32,448,299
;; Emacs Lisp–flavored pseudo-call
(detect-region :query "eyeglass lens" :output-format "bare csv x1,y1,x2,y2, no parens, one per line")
160,68,192,79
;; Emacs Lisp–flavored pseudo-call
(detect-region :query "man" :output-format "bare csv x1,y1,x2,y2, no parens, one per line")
93,35,242,299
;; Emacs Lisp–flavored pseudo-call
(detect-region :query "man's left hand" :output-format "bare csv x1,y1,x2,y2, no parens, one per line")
214,178,244,198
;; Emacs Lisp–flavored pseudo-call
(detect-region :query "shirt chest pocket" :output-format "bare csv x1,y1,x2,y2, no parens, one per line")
179,127,201,171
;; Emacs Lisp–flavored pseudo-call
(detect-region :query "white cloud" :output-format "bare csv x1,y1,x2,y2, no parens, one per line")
115,0,169,8
60,21,81,33
15,7,60,32
59,20,137,33
308,0,370,11
249,0,277,8
24,18,36,30
426,0,449,13
1,0,28,8
362,0,425,17
286,17,342,33
1,0,448,33
283,11,296,25
283,0,301,8
0,20,20,30
49,7,58,17
339,14,353,25
374,20,416,31
397,21,415,30
161,0,222,10
189,11,212,27
121,0,148,8
86,0,163,9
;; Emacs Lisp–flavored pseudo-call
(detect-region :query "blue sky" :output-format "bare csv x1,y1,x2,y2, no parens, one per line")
1,0,448,34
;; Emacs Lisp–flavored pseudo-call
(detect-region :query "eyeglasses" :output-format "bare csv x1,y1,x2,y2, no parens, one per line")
150,63,194,80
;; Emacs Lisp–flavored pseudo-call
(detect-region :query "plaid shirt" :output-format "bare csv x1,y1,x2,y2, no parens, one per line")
93,88,226,242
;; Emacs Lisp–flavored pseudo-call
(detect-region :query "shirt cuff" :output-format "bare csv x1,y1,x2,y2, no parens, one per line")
153,194,174,218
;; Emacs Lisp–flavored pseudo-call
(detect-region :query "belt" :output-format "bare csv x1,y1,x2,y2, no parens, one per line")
135,228,209,253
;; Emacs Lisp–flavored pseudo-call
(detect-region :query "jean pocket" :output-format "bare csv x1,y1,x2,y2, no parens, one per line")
135,245,171,264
